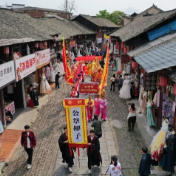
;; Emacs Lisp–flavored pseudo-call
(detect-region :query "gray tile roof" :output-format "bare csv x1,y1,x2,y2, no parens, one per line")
76,15,119,28
128,32,176,57
0,9,96,46
130,34,176,73
110,9,176,41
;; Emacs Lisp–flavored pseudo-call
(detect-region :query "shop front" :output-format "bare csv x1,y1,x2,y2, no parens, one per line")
0,61,16,125
14,53,36,108
35,49,52,95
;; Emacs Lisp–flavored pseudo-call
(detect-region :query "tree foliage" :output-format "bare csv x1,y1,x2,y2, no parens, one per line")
96,10,125,25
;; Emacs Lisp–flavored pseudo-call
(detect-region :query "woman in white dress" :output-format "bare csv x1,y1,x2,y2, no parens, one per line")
119,76,131,99
50,68,55,82
40,74,46,95
45,79,51,91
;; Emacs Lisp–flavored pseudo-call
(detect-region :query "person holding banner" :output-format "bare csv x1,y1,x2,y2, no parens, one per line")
100,96,108,121
58,126,74,173
70,87,78,98
86,95,94,122
87,129,102,174
94,95,101,116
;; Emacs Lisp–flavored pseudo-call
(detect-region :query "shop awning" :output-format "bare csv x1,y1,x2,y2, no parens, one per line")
128,33,176,73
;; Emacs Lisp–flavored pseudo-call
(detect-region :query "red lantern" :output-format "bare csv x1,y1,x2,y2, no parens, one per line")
121,42,124,49
117,71,122,74
35,43,39,48
129,56,133,60
44,41,47,47
160,76,168,87
132,62,138,68
174,84,176,95
4,47,9,54
53,43,56,47
124,47,128,54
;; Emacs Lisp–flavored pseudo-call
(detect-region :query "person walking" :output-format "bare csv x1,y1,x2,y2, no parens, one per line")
21,125,37,170
110,74,116,91
86,95,94,122
87,129,102,174
118,75,123,92
127,103,137,132
91,115,102,138
55,72,60,89
100,96,108,121
58,126,74,173
138,147,151,176
108,155,122,176
94,95,101,117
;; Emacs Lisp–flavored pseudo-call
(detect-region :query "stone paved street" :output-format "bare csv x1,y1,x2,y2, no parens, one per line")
107,71,146,176
2,81,69,176
2,73,147,176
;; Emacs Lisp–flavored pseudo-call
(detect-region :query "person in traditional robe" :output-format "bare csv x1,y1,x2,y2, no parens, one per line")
30,87,39,106
87,129,102,174
80,71,84,82
58,126,74,173
100,96,108,121
86,95,94,122
70,86,78,98
94,95,101,116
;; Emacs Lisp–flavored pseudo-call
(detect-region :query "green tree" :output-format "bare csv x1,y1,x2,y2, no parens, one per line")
96,10,110,19
96,10,125,26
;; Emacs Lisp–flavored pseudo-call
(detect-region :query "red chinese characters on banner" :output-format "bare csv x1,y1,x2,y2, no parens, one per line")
79,83,99,94
64,99,86,106
21,58,35,71
76,56,102,61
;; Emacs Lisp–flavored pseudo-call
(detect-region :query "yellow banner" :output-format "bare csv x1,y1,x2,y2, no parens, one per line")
64,99,88,145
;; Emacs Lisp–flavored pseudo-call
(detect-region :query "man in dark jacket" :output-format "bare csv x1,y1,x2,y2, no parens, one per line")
55,72,60,89
138,147,151,176
91,115,102,138
58,126,74,173
21,125,37,170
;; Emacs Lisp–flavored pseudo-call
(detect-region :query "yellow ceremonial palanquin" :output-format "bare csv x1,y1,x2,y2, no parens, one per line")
87,62,92,76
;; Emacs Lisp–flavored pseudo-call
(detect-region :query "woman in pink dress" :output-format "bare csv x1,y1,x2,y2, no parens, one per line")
94,95,101,116
86,95,94,122
100,96,108,121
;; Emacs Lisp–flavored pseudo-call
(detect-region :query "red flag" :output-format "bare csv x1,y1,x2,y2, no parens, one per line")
62,38,74,86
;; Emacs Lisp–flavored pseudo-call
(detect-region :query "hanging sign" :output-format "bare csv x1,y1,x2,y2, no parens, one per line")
114,45,119,54
14,54,36,82
35,49,50,69
63,99,88,150
0,61,15,88
70,40,76,46
76,56,102,61
79,82,99,94
121,54,128,64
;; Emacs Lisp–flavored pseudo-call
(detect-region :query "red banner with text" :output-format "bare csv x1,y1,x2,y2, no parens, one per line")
79,82,99,94
76,56,102,61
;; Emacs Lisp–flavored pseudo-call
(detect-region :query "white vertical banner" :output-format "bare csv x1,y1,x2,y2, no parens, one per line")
70,107,83,143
